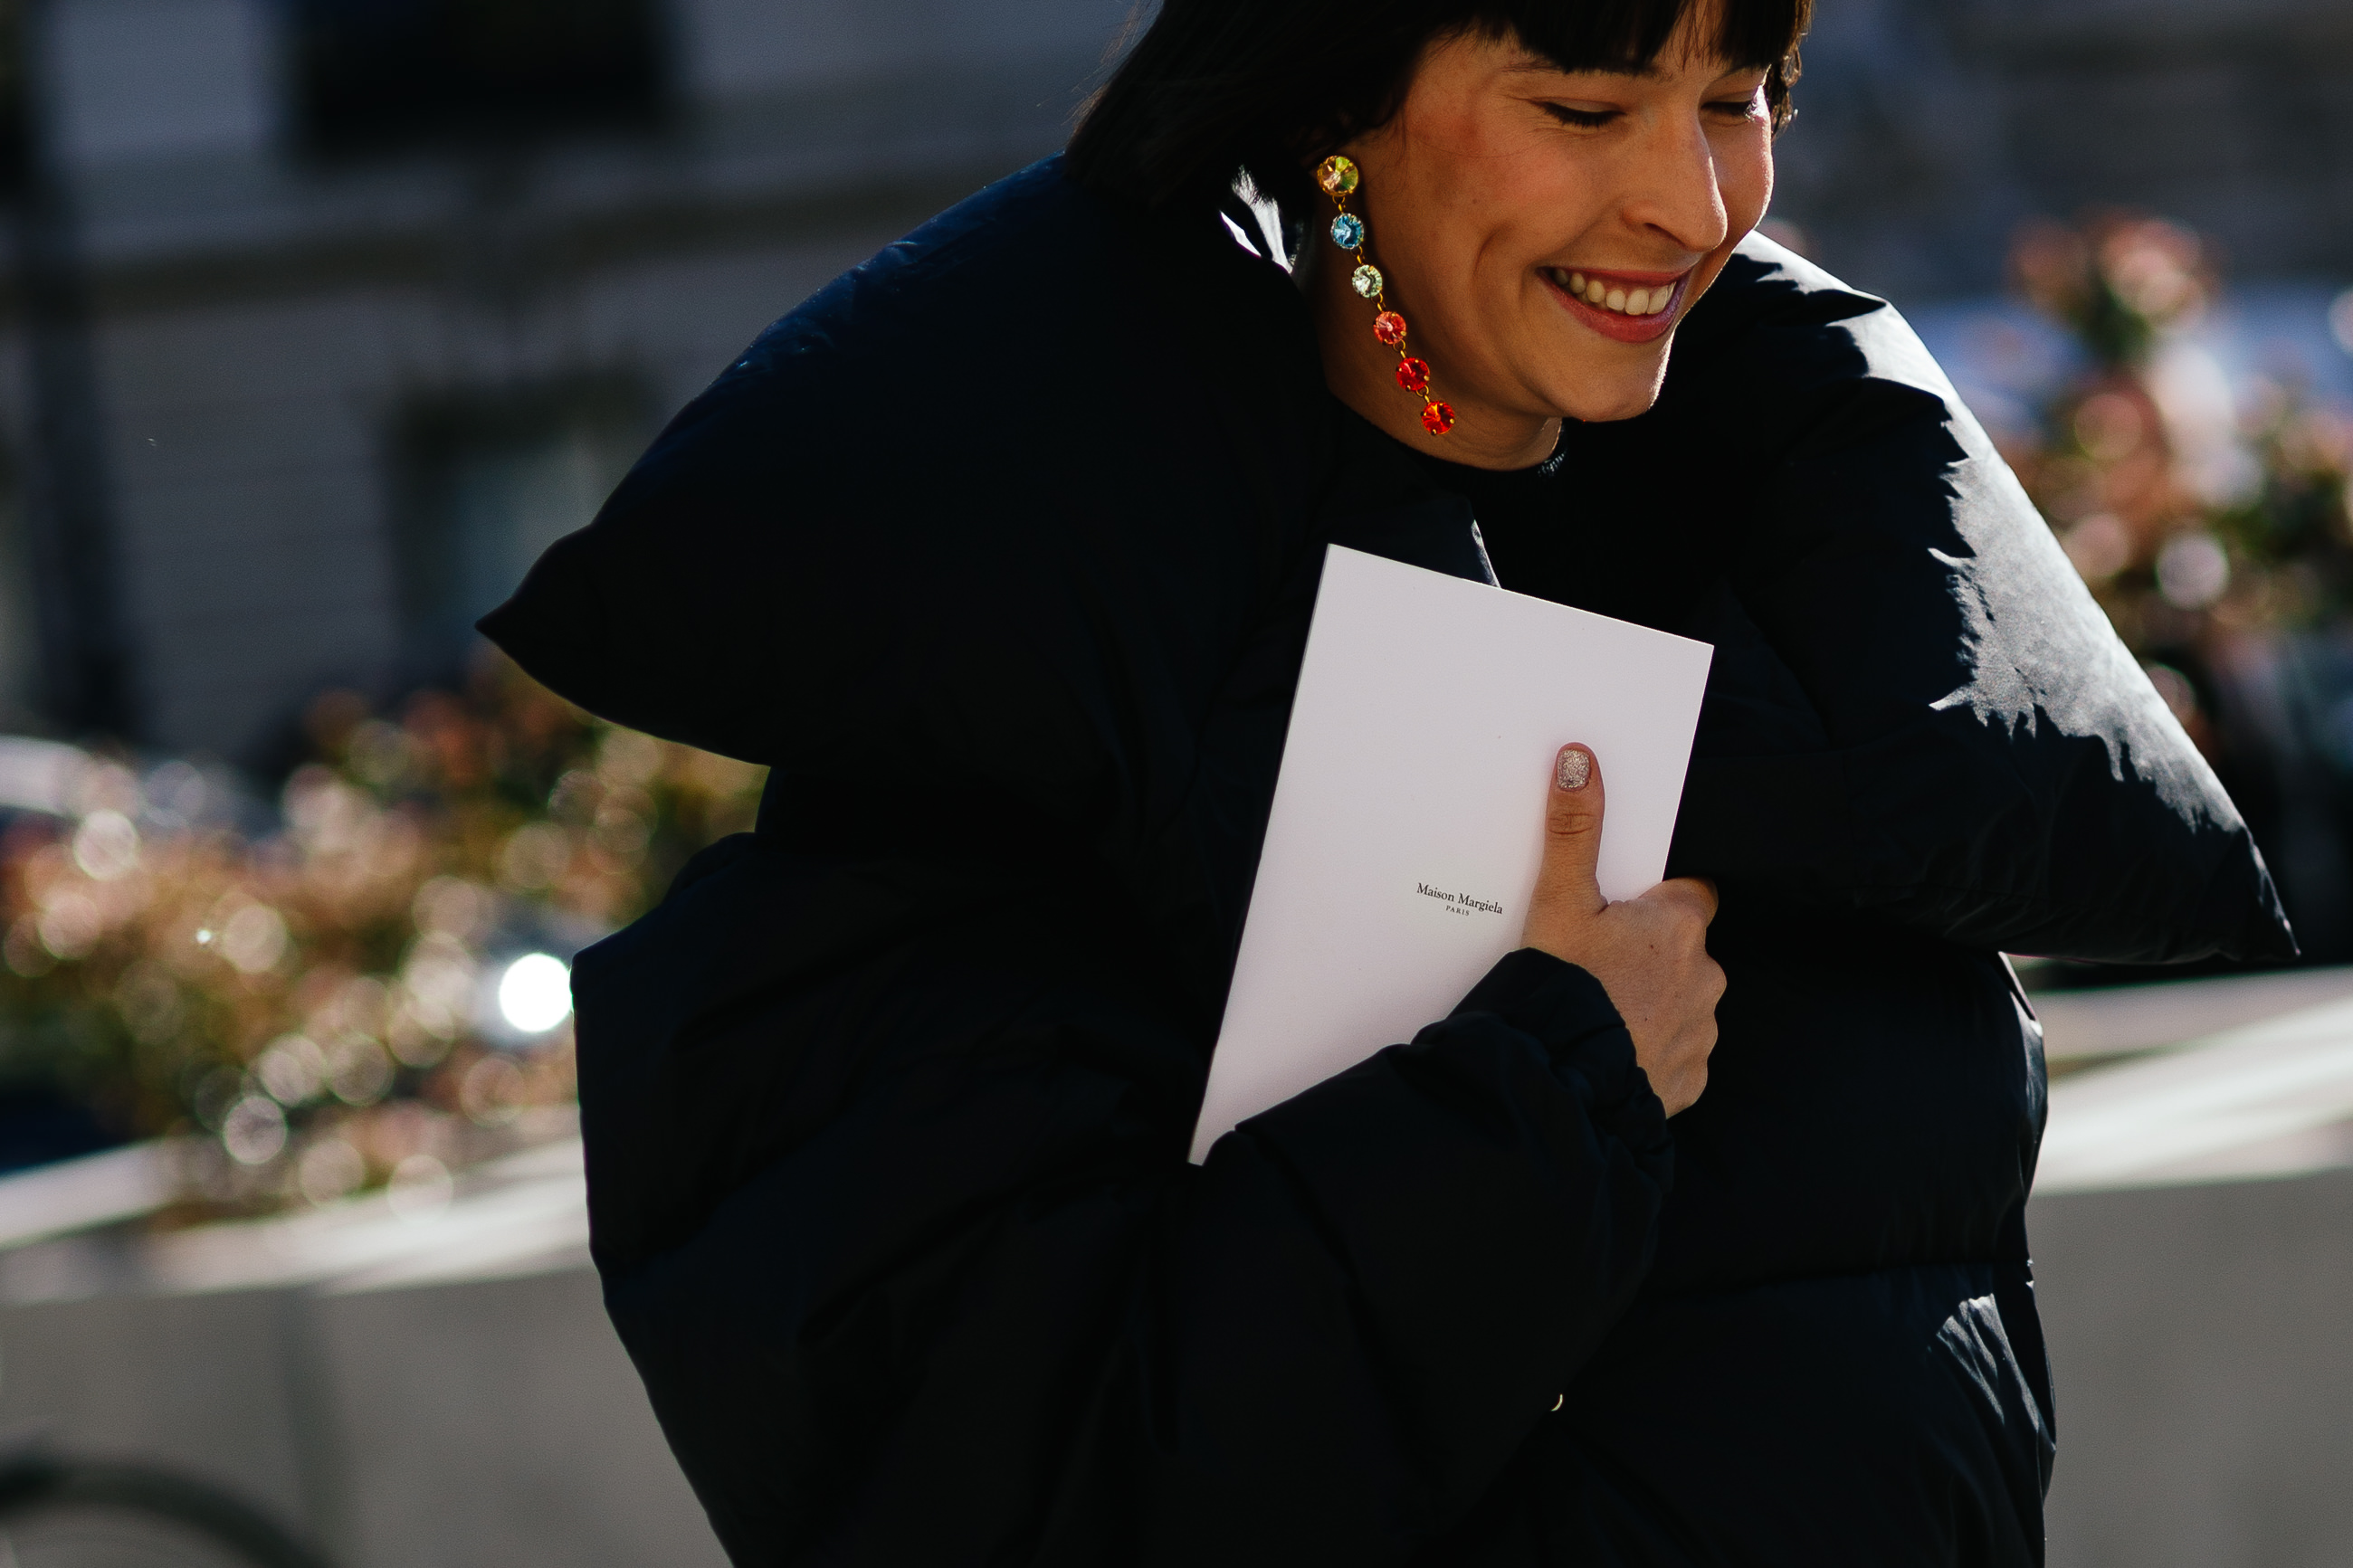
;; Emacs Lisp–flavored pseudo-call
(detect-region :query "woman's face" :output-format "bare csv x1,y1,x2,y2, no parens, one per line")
1315,19,1776,465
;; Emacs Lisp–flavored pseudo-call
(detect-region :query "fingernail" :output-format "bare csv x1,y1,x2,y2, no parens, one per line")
1556,746,1591,792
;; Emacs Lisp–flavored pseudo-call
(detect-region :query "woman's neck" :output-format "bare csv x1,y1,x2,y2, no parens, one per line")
1299,242,1561,471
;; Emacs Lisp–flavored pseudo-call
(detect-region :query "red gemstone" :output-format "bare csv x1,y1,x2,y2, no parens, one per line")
1372,311,1407,347
1395,356,1430,393
1421,401,1456,435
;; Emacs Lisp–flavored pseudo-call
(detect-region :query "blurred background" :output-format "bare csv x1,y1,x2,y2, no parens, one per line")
0,0,2343,1563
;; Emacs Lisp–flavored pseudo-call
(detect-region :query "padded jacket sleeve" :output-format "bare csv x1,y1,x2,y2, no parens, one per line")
1662,245,2292,965
575,832,1672,1568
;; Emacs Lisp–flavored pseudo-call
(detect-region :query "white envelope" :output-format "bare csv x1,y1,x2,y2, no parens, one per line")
1190,545,1713,1163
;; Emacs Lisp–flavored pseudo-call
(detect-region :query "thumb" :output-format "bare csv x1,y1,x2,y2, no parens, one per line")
1529,744,1606,921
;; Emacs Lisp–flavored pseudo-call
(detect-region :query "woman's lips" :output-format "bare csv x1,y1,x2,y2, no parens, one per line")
1539,266,1690,344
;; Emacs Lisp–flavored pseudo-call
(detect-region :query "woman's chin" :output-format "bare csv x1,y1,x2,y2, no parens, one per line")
1505,327,1676,425
1549,374,1669,425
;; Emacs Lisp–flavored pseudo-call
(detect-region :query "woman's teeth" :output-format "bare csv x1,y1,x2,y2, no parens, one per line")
1555,270,1675,317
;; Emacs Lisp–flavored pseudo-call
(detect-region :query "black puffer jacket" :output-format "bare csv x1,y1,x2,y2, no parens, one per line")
481,158,2291,1567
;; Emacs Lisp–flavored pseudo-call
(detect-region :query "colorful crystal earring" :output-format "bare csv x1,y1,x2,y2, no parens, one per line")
1316,155,1454,437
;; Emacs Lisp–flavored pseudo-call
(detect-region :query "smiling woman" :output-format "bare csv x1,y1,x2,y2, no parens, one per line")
477,0,2291,1562
1069,0,1804,461
1308,28,1775,455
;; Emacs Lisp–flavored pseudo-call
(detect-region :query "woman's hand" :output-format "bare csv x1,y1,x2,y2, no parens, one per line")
1519,745,1724,1116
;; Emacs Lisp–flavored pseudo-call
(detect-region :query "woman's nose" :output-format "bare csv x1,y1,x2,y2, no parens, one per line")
1621,115,1729,257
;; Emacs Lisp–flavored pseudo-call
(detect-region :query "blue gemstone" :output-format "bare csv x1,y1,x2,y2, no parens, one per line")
1330,214,1365,250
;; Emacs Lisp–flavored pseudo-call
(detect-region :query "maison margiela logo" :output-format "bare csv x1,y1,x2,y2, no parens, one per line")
1417,882,1506,918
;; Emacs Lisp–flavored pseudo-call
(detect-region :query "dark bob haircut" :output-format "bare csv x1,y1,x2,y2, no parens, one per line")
1068,0,1810,232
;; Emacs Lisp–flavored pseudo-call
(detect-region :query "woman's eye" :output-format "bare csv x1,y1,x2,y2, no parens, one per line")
1541,103,1618,128
1706,92,1765,119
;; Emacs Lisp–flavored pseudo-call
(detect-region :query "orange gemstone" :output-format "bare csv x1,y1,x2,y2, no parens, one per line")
1372,311,1407,346
1421,401,1456,435
1395,356,1430,393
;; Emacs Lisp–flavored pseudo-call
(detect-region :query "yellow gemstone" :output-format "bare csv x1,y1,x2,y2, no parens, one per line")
1350,263,1384,299
1317,156,1359,197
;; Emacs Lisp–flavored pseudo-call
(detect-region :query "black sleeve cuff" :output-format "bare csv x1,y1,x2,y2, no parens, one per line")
1450,948,1665,1144
1452,947,1617,1038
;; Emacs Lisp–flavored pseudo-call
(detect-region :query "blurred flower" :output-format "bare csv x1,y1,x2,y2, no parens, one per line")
2157,532,2231,610
38,894,100,961
190,1067,243,1131
2062,514,2134,582
400,934,478,1042
325,1035,393,1106
223,1095,288,1164
343,720,414,789
143,760,207,828
113,963,184,1045
413,876,491,943
461,1054,527,1126
2012,213,2212,370
217,904,288,974
2099,221,2204,323
2074,392,2148,463
386,1154,453,1221
71,812,140,881
497,822,570,891
297,1136,367,1205
2006,211,2353,778
71,762,139,819
0,652,764,1221
2145,662,2201,727
255,1033,325,1105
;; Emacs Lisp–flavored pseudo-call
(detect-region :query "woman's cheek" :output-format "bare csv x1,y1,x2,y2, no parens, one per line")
1720,128,1775,238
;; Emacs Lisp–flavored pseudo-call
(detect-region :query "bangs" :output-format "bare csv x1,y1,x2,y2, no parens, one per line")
1068,0,1812,218
1491,0,1809,81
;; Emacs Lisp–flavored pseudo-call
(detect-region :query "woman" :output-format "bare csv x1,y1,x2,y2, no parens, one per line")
482,0,2292,1562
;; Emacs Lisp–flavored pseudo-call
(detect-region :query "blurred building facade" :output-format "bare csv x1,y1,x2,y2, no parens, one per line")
0,0,2344,760
1775,0,2353,302
0,0,1129,755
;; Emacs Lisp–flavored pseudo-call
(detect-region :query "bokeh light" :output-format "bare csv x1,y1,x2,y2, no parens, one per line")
496,954,572,1035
